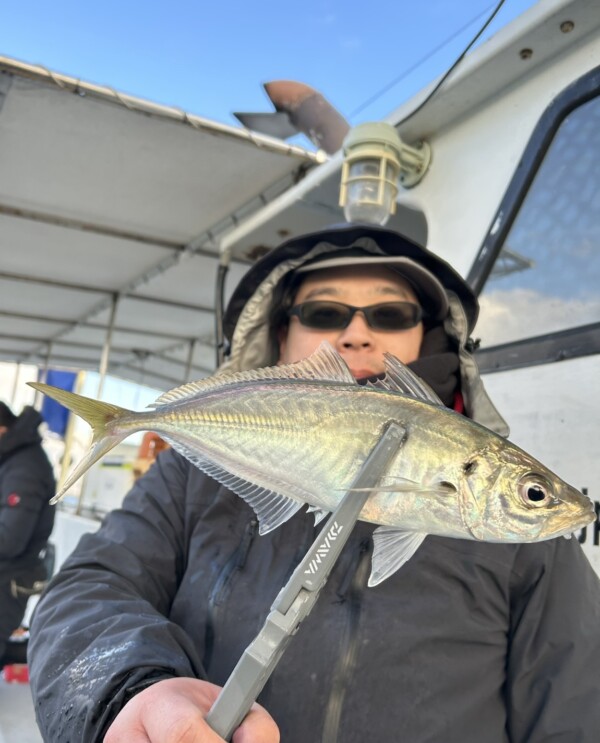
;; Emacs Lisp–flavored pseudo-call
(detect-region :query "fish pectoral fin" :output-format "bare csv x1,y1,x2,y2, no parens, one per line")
342,477,453,496
369,527,427,586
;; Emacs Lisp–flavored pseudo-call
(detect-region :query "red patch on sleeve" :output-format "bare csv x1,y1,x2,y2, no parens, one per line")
453,391,465,415
7,493,21,507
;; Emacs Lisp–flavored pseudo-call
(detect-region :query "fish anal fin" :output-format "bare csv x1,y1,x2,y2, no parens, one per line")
163,437,303,533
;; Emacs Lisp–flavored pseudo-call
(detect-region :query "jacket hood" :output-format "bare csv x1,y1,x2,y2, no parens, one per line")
220,224,508,436
224,223,478,338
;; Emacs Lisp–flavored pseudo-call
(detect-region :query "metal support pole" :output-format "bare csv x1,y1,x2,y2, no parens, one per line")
215,244,231,368
184,339,196,382
34,342,53,409
42,341,53,382
59,370,85,498
10,362,21,407
206,422,406,740
97,293,119,398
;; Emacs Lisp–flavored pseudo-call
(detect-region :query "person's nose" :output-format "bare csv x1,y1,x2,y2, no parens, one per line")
335,311,375,349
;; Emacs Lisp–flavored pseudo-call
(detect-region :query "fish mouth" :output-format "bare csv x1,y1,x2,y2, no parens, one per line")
551,492,596,537
571,488,596,520
571,503,597,530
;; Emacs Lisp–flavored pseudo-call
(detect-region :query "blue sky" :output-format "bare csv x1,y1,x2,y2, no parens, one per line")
2,0,539,136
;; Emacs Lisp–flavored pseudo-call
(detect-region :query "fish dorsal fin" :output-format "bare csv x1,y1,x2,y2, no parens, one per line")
288,341,357,384
163,436,303,534
369,527,427,586
150,342,356,408
368,354,445,406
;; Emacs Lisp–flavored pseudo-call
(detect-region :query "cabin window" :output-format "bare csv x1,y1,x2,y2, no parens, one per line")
470,67,600,373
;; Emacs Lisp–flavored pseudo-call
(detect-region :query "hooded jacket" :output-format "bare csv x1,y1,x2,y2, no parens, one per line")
28,226,600,742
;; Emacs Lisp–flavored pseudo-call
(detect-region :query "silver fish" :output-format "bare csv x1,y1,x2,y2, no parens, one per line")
29,342,594,585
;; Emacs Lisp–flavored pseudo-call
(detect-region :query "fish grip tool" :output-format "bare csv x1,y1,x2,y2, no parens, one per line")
205,421,407,740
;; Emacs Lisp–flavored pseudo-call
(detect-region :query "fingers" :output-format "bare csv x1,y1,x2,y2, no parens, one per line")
104,678,279,743
232,703,281,743
104,678,217,743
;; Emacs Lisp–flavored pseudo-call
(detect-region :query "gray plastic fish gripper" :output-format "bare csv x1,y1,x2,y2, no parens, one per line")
205,421,407,740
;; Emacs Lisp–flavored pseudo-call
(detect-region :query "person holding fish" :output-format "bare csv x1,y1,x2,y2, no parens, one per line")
28,224,600,742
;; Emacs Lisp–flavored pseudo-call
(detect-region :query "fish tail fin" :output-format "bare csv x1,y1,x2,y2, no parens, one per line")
28,382,135,503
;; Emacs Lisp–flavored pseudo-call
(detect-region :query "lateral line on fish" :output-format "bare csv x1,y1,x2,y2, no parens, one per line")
148,377,374,412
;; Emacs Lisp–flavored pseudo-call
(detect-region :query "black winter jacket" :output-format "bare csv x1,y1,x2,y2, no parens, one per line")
29,448,600,742
0,406,55,574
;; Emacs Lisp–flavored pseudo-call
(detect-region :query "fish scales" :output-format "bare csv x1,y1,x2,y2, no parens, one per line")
152,382,390,511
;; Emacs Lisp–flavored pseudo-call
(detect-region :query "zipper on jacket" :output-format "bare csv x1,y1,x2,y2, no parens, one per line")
321,538,371,743
204,518,258,671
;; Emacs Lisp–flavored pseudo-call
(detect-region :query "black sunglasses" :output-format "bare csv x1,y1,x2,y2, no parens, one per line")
288,300,423,331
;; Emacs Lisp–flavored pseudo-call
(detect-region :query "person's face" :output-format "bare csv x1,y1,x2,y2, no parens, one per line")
0,426,7,439
278,265,424,378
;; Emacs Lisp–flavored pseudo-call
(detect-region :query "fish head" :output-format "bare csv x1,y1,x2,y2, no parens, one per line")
458,441,595,543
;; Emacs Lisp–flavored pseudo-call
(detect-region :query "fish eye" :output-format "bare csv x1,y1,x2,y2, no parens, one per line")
518,474,554,508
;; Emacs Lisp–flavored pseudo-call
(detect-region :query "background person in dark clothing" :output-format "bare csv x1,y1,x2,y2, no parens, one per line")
0,401,56,665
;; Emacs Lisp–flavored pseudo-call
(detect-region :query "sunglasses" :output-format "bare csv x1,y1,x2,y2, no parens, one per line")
288,300,423,331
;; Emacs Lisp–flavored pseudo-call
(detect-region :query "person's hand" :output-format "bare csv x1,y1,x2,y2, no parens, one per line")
104,677,280,742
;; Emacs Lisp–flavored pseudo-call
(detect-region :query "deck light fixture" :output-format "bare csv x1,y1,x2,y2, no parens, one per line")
339,122,431,225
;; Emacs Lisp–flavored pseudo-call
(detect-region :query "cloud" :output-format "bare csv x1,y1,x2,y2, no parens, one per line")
475,287,600,346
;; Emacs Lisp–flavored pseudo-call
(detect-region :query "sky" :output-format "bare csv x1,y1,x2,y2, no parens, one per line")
1,0,539,138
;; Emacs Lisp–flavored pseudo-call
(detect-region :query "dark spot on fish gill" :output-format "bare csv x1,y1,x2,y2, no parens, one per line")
463,460,477,474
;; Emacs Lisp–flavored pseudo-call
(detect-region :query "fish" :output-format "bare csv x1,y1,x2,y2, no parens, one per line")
28,342,595,586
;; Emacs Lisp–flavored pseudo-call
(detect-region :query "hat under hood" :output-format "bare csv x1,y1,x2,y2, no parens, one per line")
294,250,449,322
220,224,508,436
